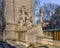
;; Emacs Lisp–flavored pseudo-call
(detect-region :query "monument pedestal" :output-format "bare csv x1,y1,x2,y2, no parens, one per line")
3,22,17,41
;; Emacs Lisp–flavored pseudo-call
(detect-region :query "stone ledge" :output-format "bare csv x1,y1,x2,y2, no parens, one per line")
6,40,24,48
6,21,17,25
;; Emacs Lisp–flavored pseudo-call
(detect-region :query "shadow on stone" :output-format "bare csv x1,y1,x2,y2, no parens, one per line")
37,45,49,48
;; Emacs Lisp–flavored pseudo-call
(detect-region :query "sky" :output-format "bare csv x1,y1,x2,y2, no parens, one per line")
0,0,2,6
0,0,60,23
35,0,60,23
0,0,2,10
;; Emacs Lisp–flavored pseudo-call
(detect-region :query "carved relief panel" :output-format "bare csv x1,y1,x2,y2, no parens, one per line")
18,6,33,27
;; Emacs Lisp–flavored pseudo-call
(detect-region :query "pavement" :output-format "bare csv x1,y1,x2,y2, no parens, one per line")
44,40,60,48
53,40,60,48
6,40,60,48
39,39,60,48
15,41,57,48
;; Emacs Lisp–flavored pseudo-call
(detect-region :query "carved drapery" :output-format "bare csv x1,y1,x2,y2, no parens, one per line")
18,6,33,27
